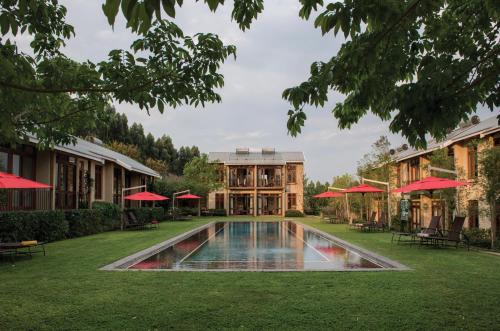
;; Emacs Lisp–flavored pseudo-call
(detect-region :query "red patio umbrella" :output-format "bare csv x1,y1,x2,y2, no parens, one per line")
0,171,51,189
343,184,384,194
313,191,344,198
176,193,201,199
344,184,385,222
392,176,468,193
124,191,169,201
175,193,202,217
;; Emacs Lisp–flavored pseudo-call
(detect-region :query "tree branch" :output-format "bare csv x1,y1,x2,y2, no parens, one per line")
0,71,176,95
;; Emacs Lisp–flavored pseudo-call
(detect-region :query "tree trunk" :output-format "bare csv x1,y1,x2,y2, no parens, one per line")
491,199,497,249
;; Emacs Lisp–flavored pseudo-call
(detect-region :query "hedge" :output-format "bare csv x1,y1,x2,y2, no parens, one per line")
464,228,492,248
285,210,304,217
0,210,68,242
92,201,121,230
126,207,165,223
65,209,104,238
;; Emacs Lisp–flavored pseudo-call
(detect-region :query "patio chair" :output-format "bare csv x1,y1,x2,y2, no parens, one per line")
424,216,469,250
415,215,441,246
351,211,377,231
0,238,46,260
124,211,145,230
372,211,387,232
392,215,440,245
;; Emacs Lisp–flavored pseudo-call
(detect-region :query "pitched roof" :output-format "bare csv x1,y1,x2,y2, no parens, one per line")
28,135,160,178
208,151,305,165
393,115,499,162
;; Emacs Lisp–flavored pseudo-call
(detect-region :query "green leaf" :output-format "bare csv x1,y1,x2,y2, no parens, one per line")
102,0,121,27
162,0,176,18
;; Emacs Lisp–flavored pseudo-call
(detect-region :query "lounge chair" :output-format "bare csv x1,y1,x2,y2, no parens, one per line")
424,216,469,250
416,215,441,246
351,211,377,231
392,215,440,245
0,239,46,261
372,211,387,232
124,211,145,230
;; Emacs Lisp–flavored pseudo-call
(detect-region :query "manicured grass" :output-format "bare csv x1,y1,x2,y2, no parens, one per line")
1,217,500,330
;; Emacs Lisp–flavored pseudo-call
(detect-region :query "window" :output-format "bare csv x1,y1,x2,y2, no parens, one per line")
215,193,224,209
0,151,8,172
55,155,77,209
467,146,478,179
408,159,420,182
94,165,103,200
217,166,225,183
468,200,479,228
494,135,500,147
113,167,122,205
287,165,297,184
287,193,297,210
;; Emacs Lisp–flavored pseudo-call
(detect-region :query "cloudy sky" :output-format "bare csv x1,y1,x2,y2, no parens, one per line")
17,1,494,182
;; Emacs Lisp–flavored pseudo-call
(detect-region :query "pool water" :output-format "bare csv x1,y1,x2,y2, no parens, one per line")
129,221,383,271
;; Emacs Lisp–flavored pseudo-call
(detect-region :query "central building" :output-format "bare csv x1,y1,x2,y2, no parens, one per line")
208,148,304,216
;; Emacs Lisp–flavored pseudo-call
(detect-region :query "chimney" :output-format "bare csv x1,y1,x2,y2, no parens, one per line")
236,147,249,154
262,148,275,154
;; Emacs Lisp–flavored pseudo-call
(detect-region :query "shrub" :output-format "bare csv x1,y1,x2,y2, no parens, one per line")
176,207,198,216
65,209,103,238
285,210,304,217
0,210,67,242
212,208,227,216
464,228,491,248
127,207,165,223
321,207,336,217
92,201,121,230
304,208,320,216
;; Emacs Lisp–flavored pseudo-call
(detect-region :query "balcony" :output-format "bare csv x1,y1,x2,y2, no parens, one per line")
257,166,282,188
228,167,254,188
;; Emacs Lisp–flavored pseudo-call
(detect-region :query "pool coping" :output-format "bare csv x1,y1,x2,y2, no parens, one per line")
100,220,410,272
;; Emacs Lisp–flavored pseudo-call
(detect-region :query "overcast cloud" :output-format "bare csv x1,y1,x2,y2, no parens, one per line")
16,1,494,182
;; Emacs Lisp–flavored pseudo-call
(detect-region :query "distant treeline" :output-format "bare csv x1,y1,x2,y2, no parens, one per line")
76,106,199,176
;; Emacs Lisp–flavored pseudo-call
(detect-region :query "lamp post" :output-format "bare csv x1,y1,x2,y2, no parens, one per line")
328,186,349,222
361,177,391,227
121,184,146,230
427,165,460,217
172,189,190,220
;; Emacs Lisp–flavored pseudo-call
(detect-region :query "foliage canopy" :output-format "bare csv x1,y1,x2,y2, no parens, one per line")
102,0,498,148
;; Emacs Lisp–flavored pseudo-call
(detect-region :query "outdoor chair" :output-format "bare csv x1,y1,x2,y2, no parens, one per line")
391,216,440,245
0,238,46,261
415,215,441,246
371,211,387,232
424,216,469,250
351,211,377,231
124,211,146,230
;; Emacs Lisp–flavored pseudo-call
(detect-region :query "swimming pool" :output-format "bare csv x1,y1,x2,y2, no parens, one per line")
102,221,408,271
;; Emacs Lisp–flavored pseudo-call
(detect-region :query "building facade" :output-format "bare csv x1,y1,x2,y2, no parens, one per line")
0,136,159,211
207,148,304,216
389,116,499,232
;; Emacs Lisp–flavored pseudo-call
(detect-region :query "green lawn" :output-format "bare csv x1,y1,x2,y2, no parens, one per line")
1,217,499,330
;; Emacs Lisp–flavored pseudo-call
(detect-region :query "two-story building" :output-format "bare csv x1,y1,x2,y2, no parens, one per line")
207,148,305,216
390,115,499,232
0,135,159,211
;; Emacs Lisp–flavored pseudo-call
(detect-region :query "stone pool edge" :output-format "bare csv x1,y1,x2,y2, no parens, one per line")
295,220,411,271
100,220,411,272
100,221,216,271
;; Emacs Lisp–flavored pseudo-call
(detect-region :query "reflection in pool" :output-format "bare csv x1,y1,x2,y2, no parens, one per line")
129,222,382,271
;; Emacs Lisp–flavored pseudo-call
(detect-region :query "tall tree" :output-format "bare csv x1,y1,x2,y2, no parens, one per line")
104,0,499,148
183,154,222,196
0,0,236,146
357,135,392,182
479,146,500,248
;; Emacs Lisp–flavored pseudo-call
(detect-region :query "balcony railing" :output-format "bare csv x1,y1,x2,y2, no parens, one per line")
0,189,52,212
229,175,254,188
257,176,282,187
